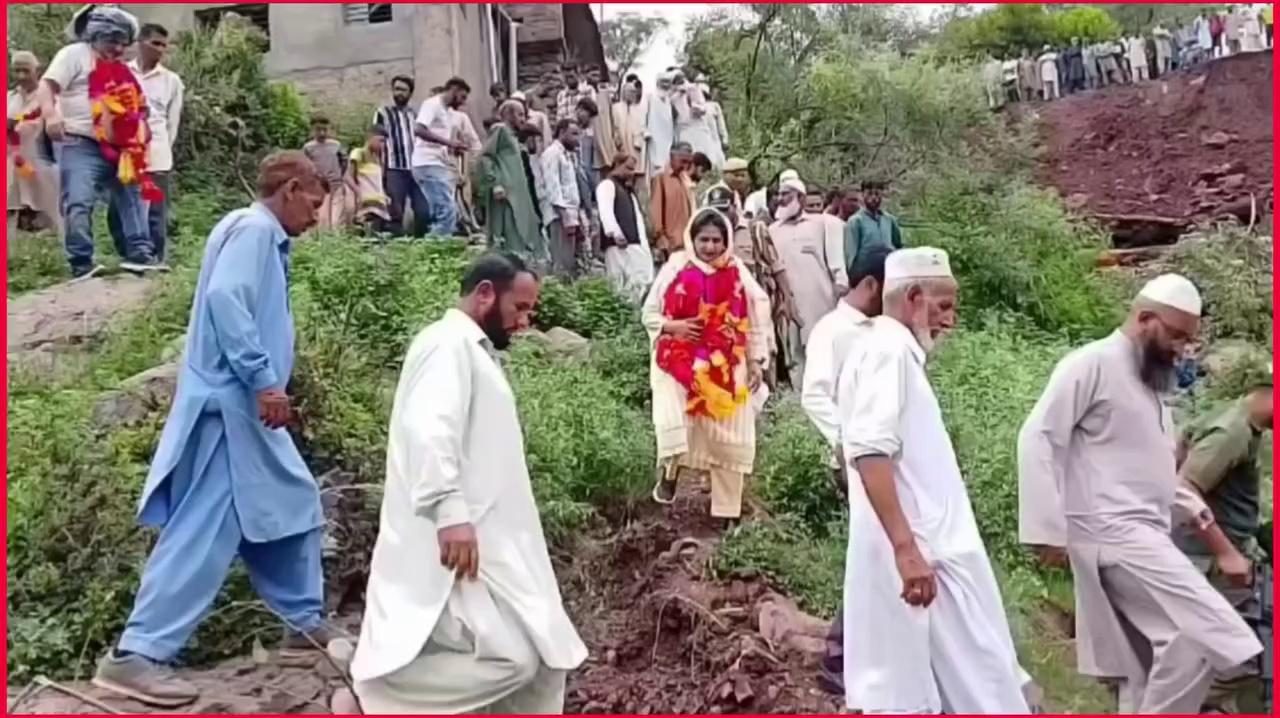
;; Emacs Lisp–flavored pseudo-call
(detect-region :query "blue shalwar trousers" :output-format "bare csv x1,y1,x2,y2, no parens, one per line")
118,414,323,662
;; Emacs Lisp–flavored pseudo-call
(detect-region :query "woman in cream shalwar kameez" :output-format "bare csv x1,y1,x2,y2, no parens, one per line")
642,208,771,519
6,51,62,240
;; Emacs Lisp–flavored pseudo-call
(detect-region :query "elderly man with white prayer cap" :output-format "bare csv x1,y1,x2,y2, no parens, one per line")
769,175,847,386
837,248,1032,714
1017,274,1262,713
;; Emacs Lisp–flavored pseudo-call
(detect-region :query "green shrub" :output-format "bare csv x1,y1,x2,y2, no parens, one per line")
1160,227,1273,346
586,323,652,409
534,277,638,338
929,313,1075,569
751,395,843,534
714,517,846,618
908,169,1127,341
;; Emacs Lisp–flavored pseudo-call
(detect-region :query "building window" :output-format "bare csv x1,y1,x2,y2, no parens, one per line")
195,3,271,47
343,3,392,25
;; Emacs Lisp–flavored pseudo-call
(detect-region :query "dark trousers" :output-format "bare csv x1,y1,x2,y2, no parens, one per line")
109,170,172,261
385,168,430,237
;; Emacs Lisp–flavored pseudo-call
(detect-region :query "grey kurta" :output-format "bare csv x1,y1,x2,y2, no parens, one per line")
1017,331,1261,711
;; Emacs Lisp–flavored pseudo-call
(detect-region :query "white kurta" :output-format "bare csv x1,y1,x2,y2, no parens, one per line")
6,87,61,231
645,92,675,178
1017,331,1261,711
352,310,587,697
671,86,720,167
704,100,729,169
612,98,649,176
840,317,1028,714
743,189,769,222
801,302,871,448
596,179,654,302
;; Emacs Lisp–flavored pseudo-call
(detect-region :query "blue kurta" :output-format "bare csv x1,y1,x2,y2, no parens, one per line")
843,208,904,269
139,202,322,543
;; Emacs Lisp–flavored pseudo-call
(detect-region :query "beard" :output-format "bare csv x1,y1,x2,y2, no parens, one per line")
776,200,802,221
481,305,512,350
1138,337,1177,393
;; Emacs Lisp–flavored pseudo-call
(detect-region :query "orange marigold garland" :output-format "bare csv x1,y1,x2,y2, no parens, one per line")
656,263,751,420
88,59,163,202
7,108,41,179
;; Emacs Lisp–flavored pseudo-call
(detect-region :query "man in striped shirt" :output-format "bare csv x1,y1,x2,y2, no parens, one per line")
373,75,430,237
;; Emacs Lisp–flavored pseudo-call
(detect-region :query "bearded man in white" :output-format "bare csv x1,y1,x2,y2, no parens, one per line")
838,248,1030,714
351,252,587,713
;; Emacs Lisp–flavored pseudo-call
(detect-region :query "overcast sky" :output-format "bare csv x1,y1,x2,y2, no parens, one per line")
590,3,988,85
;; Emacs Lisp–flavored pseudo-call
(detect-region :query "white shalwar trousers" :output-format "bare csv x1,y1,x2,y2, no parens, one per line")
844,544,1031,714
355,595,567,714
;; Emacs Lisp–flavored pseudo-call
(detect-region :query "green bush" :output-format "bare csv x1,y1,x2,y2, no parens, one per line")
751,395,843,533
534,277,638,338
909,169,1127,341
714,517,846,618
929,314,1075,569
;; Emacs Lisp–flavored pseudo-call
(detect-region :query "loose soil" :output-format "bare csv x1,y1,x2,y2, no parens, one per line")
1038,51,1273,244
8,486,840,715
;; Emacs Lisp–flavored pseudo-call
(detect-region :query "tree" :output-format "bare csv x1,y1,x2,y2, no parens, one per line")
599,12,669,87
1052,7,1122,44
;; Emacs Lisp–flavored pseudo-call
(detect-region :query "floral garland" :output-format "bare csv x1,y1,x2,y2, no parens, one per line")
88,59,162,202
656,262,751,420
7,107,41,179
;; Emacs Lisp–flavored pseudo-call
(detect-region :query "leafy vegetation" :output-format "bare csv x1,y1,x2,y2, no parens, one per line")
936,4,1123,58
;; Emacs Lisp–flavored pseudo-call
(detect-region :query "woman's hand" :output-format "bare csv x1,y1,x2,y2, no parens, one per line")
663,318,704,342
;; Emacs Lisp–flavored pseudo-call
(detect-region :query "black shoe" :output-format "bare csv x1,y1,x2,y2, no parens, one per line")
70,264,105,281
120,256,170,274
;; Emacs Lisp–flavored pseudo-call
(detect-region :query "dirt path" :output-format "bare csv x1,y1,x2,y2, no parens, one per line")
7,274,156,376
8,486,839,715
1037,51,1273,244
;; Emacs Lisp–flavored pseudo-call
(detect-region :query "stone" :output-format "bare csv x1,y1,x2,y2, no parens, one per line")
755,594,829,660
160,333,187,363
7,275,154,360
544,326,590,360
1200,130,1237,148
1220,173,1248,190
90,362,180,429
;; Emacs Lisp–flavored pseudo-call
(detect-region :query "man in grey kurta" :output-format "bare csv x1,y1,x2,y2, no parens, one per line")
1017,274,1261,713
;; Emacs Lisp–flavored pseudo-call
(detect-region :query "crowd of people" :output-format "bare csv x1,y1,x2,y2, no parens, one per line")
983,4,1273,106
8,4,1273,717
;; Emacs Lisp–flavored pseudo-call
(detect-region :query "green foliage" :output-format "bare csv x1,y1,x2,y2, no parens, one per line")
168,20,309,195
929,315,1075,570
908,168,1128,340
751,395,842,533
6,3,76,72
533,277,637,338
937,4,1122,59
714,517,846,618
1161,228,1274,346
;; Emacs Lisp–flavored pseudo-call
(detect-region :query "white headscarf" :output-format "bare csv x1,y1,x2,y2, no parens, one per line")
682,207,736,275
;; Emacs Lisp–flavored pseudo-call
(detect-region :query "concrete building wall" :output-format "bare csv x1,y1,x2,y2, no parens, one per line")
131,3,497,119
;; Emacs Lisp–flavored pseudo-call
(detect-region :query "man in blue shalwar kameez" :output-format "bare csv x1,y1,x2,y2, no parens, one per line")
92,151,340,707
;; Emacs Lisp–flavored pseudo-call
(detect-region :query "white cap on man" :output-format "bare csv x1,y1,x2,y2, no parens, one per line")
1138,274,1202,317
883,247,953,290
779,177,806,195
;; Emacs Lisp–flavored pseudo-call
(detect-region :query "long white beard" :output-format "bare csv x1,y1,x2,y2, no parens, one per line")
776,200,802,222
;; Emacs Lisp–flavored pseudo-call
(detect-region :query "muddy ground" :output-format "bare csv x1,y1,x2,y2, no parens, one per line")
1037,51,1273,244
8,486,840,715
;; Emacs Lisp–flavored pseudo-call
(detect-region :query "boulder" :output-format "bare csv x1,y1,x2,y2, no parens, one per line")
91,362,180,429
545,326,591,360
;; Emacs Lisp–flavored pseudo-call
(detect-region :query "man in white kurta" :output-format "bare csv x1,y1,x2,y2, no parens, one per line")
770,177,848,386
800,245,892,695
839,248,1029,714
352,253,587,714
645,73,676,181
1017,274,1261,714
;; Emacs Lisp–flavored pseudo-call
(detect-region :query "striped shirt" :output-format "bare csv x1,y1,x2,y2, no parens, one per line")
373,103,416,171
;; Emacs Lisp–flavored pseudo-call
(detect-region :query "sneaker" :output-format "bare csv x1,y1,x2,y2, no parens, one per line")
69,264,104,282
652,466,677,505
120,256,170,274
91,651,199,708
279,621,351,659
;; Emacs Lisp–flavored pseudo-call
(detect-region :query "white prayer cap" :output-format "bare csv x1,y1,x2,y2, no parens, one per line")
779,177,806,195
510,90,527,102
1138,273,1202,316
884,247,953,287
779,169,800,183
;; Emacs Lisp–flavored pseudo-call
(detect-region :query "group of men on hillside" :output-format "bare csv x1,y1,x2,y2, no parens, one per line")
986,5,1273,107
15,5,1271,717
8,5,182,277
